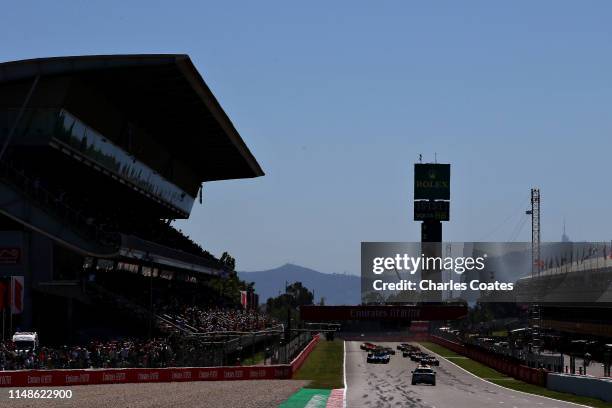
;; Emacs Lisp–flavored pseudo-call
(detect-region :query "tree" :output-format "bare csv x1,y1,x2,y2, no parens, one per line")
209,252,252,302
220,252,236,271
285,282,314,308
265,281,314,323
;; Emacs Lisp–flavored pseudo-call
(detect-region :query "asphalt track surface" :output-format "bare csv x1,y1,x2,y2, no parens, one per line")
345,341,584,408
0,379,309,408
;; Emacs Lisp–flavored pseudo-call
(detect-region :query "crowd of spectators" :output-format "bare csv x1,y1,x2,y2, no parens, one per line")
0,338,174,370
160,305,278,333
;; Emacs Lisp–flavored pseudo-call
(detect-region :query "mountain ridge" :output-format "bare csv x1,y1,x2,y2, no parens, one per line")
238,263,360,305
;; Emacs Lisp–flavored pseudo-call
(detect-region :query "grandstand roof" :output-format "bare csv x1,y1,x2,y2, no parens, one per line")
0,54,264,181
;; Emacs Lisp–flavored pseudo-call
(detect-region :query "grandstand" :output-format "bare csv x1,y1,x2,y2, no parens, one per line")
0,54,267,348
514,248,612,346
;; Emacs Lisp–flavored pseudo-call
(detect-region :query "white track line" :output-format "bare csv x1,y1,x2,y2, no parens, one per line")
419,343,593,408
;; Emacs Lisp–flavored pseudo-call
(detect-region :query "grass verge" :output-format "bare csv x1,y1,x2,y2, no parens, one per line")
241,351,265,366
420,341,612,408
293,339,344,389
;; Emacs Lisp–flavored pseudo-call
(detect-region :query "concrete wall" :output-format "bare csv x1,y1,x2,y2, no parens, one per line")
547,373,612,402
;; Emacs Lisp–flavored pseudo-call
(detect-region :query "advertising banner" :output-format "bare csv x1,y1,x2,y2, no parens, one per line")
414,164,450,200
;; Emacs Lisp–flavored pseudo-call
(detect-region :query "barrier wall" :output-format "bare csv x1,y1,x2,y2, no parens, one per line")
290,333,320,374
0,335,320,387
429,335,547,386
547,373,612,402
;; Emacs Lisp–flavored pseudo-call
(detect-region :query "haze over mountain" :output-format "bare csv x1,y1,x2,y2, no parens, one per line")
238,263,360,305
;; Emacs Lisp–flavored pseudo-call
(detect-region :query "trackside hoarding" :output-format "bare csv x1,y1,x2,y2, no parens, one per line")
0,336,320,387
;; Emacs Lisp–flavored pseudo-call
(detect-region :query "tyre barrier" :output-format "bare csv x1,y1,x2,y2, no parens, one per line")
0,334,320,387
429,335,547,386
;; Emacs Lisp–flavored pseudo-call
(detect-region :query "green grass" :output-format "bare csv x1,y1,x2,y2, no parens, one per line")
293,339,344,389
242,351,265,366
420,341,612,408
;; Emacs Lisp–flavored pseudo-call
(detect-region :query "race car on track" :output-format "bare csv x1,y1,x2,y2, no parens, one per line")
367,350,391,364
409,352,427,361
420,356,440,366
411,366,436,386
397,343,411,351
402,347,421,358
360,342,377,351
380,346,396,355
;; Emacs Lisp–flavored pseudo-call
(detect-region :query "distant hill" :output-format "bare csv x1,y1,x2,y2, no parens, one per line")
238,263,360,305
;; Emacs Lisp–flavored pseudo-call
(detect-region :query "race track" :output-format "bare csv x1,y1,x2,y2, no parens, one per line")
0,379,308,408
345,341,583,408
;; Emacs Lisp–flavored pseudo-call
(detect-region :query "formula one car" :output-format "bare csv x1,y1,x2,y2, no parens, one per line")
409,352,427,361
380,346,396,355
360,342,377,351
411,366,436,386
420,356,440,366
397,343,411,351
367,350,391,364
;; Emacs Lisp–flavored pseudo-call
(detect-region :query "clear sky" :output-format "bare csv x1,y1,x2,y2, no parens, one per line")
3,1,612,274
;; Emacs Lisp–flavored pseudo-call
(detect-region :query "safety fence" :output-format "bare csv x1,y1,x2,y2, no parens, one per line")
0,334,320,387
429,335,547,386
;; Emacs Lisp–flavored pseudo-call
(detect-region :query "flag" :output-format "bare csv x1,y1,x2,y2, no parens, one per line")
240,290,248,310
10,276,24,314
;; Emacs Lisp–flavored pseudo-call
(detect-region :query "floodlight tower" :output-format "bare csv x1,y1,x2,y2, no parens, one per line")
526,187,542,349
526,188,541,277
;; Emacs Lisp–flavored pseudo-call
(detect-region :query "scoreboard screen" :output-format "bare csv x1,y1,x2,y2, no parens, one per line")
414,200,449,221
